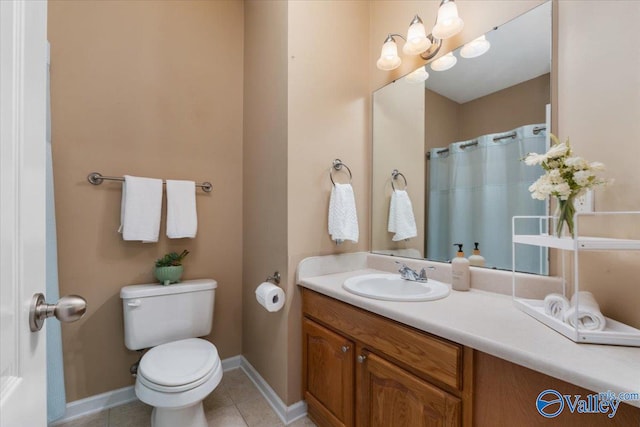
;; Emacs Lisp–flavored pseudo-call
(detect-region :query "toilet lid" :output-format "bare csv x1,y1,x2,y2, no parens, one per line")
139,338,219,387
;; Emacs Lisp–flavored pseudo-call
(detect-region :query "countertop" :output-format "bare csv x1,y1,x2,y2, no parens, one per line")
297,254,640,408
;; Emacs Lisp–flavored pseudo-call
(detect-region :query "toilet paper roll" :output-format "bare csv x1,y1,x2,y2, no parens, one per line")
255,282,285,312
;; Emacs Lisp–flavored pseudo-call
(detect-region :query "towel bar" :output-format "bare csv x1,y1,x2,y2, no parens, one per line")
391,169,408,191
87,172,213,192
329,159,352,186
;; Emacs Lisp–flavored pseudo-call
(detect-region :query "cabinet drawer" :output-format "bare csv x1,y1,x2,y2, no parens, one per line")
303,289,462,391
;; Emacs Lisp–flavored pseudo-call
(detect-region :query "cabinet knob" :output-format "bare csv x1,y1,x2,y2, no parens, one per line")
357,354,367,364
341,345,350,353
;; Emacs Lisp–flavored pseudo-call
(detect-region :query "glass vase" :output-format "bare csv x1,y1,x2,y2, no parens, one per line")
555,196,576,238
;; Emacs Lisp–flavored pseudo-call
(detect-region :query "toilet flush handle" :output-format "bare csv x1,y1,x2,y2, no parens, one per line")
127,299,141,307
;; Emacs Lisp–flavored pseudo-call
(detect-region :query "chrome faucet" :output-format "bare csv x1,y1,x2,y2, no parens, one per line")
395,262,429,282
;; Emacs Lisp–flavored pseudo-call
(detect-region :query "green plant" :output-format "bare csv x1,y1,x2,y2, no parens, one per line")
155,250,189,267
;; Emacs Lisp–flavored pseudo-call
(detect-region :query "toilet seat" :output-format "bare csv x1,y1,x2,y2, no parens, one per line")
138,338,220,393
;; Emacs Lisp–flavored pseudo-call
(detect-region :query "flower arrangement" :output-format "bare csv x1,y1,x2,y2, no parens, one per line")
524,134,608,237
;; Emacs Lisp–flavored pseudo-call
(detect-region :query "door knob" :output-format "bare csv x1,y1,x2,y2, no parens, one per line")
29,293,87,332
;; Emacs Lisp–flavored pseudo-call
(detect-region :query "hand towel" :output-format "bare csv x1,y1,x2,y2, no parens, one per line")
543,293,570,320
563,291,606,331
328,183,359,243
166,180,198,239
388,189,417,241
118,175,163,242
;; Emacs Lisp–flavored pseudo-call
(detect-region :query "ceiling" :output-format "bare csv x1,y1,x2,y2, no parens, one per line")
421,1,552,104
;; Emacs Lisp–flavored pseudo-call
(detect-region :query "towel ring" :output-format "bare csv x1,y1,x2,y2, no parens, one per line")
329,159,352,186
391,169,408,191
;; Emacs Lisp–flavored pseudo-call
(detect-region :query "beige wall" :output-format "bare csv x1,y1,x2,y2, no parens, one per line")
458,74,550,140
48,0,244,401
372,81,425,256
425,89,459,150
286,0,371,403
242,0,289,402
557,0,640,329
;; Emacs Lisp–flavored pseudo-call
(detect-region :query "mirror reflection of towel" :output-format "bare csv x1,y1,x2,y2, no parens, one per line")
388,190,417,241
328,183,359,243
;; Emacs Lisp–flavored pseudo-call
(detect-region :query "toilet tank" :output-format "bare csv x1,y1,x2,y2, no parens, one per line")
120,279,217,350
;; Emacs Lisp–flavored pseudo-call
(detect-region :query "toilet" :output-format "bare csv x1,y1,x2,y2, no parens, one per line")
120,279,221,427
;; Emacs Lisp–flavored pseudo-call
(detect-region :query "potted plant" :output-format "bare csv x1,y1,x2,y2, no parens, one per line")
155,250,189,285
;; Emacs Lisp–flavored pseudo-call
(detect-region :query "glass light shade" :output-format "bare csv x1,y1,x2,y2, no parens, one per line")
405,66,429,83
430,52,457,71
376,40,401,70
432,2,464,39
460,35,490,58
402,22,431,55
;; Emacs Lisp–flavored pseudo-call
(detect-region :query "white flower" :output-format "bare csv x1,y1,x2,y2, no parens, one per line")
573,170,594,186
564,156,588,169
546,142,569,159
548,169,562,183
554,182,572,200
523,134,608,202
524,152,546,166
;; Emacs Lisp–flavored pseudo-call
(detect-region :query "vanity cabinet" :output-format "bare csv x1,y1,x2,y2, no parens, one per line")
302,289,472,427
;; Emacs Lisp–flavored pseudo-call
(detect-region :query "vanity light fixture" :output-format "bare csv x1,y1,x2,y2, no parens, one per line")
405,66,430,83
376,0,464,71
430,52,457,71
460,35,491,58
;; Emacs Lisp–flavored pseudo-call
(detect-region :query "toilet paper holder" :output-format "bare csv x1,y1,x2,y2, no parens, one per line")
266,271,281,286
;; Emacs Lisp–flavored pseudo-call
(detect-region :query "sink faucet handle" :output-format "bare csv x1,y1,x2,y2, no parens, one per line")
418,268,428,280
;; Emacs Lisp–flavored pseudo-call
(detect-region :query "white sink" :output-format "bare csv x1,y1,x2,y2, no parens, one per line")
342,273,450,302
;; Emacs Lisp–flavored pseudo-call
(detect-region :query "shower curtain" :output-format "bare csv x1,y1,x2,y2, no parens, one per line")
427,124,548,274
46,41,67,423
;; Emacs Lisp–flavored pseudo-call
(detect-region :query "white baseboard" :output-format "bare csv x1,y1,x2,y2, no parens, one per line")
50,385,137,426
239,356,308,425
50,354,306,426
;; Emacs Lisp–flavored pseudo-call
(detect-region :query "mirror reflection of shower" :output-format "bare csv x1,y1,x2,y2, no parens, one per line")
371,1,552,275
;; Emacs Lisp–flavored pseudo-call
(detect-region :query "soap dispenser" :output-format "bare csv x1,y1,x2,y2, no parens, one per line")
469,242,486,267
451,243,470,291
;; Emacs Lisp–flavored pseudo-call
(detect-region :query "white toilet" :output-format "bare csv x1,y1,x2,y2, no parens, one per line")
120,279,222,427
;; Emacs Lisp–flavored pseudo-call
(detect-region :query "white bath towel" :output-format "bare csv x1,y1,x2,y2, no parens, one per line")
118,175,163,242
166,180,198,239
328,183,359,243
388,189,417,241
543,293,570,320
563,291,607,331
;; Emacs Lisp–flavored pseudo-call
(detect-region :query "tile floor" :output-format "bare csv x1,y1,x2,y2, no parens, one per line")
55,368,316,427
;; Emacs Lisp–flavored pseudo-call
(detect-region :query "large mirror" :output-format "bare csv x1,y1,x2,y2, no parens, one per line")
372,2,552,274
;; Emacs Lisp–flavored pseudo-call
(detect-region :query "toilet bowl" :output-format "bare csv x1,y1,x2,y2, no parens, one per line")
120,279,220,427
135,339,222,427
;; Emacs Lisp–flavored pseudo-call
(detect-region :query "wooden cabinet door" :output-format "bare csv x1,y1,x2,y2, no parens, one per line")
303,318,354,427
356,350,461,427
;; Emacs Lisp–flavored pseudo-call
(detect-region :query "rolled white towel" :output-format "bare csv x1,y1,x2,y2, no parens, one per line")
543,293,570,320
563,291,606,331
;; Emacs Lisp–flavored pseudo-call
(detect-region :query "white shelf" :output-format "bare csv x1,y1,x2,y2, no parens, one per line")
513,234,640,251
512,212,640,347
514,298,640,347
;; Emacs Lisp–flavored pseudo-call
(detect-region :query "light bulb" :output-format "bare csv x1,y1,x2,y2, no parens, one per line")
376,39,401,70
432,1,464,39
460,35,490,58
402,17,431,55
430,52,457,71
405,66,429,83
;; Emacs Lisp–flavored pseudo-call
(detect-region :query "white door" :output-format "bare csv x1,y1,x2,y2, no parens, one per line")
0,1,49,426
